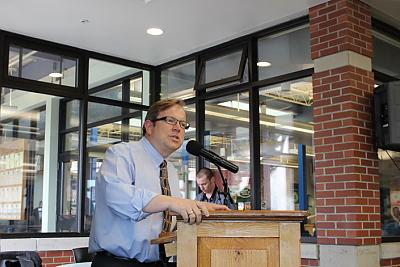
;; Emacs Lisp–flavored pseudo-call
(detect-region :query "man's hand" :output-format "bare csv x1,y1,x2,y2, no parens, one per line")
169,198,229,225
144,195,229,225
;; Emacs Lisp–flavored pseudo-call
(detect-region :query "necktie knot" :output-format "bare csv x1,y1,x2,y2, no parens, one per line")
160,160,167,169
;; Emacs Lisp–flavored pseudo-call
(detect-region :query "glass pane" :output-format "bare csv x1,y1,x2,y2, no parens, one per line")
87,122,122,148
64,132,79,153
0,88,60,233
379,149,400,237
87,102,122,124
91,84,123,101
65,100,80,129
205,59,249,92
258,26,313,80
373,31,400,79
8,45,78,87
130,78,143,104
88,58,149,104
259,77,315,236
202,50,243,84
161,61,195,100
168,104,197,199
58,159,78,232
129,117,143,141
204,93,250,209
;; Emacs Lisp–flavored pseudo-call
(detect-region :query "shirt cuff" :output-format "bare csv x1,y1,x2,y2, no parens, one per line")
132,190,159,221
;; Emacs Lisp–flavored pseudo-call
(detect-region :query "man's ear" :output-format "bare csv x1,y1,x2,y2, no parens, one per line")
210,176,216,183
143,120,154,135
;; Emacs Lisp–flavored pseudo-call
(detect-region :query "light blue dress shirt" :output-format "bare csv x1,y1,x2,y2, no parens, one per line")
89,137,180,262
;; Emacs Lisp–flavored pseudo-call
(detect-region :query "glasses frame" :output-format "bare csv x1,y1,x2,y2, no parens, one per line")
153,116,190,130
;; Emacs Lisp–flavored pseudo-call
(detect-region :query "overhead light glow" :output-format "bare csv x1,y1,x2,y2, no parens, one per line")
257,61,271,67
49,72,63,78
146,28,164,36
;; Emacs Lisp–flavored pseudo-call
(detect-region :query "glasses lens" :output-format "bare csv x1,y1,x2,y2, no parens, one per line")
165,117,177,125
183,122,190,129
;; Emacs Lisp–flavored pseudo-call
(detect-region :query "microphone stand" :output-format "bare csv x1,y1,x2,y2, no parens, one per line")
216,165,229,206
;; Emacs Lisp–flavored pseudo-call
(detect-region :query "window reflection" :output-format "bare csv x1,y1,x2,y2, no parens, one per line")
379,149,400,237
258,26,313,80
259,77,315,237
0,88,59,233
88,59,148,104
9,45,78,87
161,61,195,100
205,93,250,209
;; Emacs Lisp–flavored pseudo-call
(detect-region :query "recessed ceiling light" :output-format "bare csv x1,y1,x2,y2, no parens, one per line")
146,27,164,36
80,19,89,23
257,61,271,67
49,72,63,78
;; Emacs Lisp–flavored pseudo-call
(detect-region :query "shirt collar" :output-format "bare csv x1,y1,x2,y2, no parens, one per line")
140,137,165,167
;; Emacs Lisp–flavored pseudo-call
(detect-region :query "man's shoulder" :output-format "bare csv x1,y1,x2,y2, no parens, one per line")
196,192,205,200
109,141,139,152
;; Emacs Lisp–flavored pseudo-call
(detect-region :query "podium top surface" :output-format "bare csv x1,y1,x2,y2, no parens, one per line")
176,210,309,222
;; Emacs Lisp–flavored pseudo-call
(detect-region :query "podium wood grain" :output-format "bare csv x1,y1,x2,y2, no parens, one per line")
177,210,307,267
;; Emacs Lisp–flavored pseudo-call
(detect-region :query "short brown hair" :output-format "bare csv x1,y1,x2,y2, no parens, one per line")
196,168,214,180
143,99,185,135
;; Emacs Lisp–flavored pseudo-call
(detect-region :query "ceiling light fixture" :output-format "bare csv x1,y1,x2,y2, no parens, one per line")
146,27,164,36
257,61,271,67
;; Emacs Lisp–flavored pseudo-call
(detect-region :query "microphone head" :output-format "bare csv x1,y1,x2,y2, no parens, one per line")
186,140,202,156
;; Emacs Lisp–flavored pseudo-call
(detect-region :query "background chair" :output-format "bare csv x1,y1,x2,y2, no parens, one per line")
72,247,94,263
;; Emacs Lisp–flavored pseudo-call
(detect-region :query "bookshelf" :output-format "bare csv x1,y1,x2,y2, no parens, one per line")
0,139,28,220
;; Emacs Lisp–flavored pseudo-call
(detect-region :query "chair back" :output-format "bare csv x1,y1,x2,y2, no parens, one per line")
72,247,94,263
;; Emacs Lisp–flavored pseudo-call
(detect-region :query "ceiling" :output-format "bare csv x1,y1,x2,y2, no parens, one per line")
0,0,399,66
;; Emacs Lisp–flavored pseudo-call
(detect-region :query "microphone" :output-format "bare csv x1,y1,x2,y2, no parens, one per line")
186,140,239,173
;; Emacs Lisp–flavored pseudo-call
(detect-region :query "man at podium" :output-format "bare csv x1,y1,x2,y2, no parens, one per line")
89,99,228,267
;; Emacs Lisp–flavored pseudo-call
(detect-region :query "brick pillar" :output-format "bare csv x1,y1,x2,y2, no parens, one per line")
310,0,380,266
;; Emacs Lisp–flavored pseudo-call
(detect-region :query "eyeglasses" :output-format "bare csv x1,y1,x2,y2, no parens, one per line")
153,116,190,130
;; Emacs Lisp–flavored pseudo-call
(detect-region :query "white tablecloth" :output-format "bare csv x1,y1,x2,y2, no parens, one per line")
57,263,91,267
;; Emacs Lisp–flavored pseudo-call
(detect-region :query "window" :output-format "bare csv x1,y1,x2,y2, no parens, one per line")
161,61,196,100
259,77,315,237
8,45,78,87
197,47,248,91
88,59,149,105
204,93,251,209
0,88,60,233
258,26,313,80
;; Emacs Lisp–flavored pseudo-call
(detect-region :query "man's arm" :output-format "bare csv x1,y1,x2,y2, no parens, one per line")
144,195,229,225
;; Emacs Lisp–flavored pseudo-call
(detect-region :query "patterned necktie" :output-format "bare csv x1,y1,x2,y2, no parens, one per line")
159,160,172,233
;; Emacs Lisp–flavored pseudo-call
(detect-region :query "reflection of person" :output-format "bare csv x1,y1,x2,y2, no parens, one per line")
393,206,400,222
195,168,236,210
89,99,228,267
382,206,400,236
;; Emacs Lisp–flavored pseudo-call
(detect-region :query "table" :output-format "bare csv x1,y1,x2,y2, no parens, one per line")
57,263,91,267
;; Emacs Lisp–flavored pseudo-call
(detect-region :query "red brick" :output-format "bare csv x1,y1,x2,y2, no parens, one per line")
46,251,63,257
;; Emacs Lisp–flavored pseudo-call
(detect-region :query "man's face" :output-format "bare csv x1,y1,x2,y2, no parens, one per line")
144,104,186,157
196,175,215,194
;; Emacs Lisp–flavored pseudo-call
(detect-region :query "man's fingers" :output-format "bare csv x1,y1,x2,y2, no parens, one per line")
188,212,196,225
193,208,202,224
181,209,189,223
196,201,210,217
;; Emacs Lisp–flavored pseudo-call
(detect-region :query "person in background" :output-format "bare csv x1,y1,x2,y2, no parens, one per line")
89,99,229,267
195,167,236,210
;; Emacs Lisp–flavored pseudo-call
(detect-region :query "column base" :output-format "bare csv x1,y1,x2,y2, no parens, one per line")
319,245,379,267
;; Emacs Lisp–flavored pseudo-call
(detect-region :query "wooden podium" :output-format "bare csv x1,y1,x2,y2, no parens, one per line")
176,210,308,267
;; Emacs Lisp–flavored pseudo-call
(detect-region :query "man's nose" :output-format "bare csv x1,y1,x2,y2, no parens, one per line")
172,121,181,131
